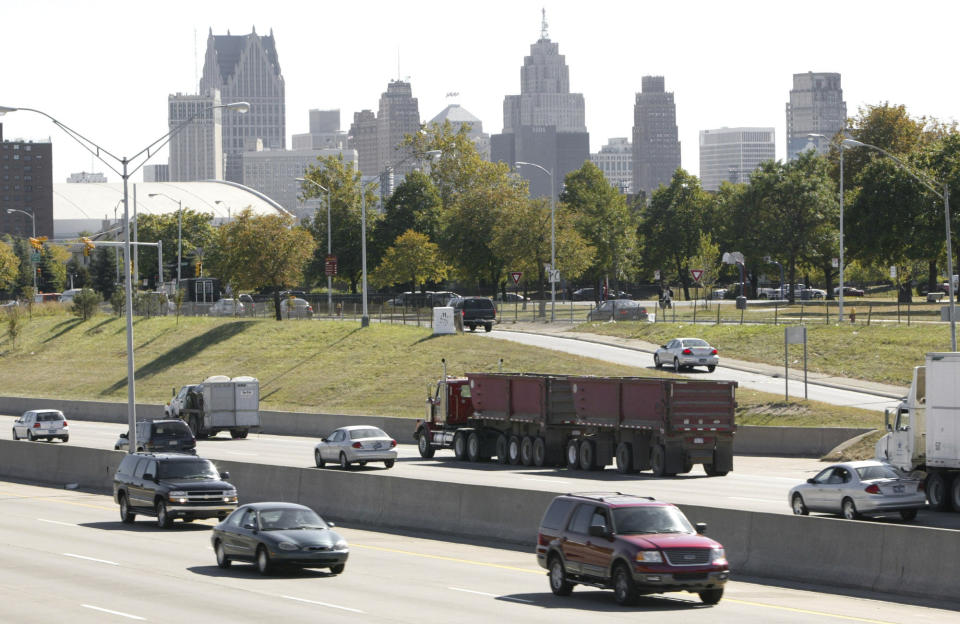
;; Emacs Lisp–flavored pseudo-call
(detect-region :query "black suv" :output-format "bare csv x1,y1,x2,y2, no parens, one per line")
452,296,497,332
115,419,196,453
537,492,729,605
113,452,238,528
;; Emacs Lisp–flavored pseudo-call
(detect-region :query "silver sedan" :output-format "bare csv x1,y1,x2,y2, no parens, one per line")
788,460,926,521
314,426,397,470
653,337,719,372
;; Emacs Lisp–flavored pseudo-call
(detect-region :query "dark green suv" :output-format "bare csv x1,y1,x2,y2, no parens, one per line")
452,296,497,332
113,452,238,528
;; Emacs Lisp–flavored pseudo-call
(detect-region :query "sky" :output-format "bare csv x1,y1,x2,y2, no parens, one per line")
3,0,959,184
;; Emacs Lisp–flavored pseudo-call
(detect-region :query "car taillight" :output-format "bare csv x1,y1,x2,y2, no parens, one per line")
33,423,41,428
461,309,465,317
352,442,362,449
711,349,718,355
390,439,397,448
865,484,881,494
537,533,551,546
682,348,692,355
62,420,68,426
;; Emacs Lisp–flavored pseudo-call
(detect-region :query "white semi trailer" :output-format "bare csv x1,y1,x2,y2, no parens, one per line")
178,375,260,439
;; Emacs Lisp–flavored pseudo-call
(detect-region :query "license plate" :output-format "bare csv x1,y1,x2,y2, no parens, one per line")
169,440,178,446
699,358,706,363
374,442,382,449
694,437,704,444
893,484,905,493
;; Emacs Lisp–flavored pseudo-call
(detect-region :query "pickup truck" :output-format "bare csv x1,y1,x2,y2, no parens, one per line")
451,296,497,332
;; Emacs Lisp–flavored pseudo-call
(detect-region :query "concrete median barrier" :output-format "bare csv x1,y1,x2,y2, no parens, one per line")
735,425,874,457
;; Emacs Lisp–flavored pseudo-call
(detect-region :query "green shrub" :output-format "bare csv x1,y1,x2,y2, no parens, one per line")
71,288,100,321
110,287,125,316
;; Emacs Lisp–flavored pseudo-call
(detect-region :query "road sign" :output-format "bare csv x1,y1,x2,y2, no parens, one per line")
510,271,522,285
654,270,661,281
690,268,704,283
30,252,41,262
548,269,560,284
890,265,897,279
832,257,839,268
325,255,338,276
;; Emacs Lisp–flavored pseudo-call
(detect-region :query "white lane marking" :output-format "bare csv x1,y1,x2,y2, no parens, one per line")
223,451,259,456
521,478,568,484
728,497,780,503
448,586,534,603
63,553,118,566
281,595,364,613
81,604,145,620
38,518,78,527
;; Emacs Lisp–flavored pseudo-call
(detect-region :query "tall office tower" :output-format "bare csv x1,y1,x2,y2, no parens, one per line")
0,123,54,238
199,27,285,183
292,109,349,150
786,72,846,160
376,80,421,182
143,164,169,183
429,103,490,161
167,91,224,182
348,110,379,175
490,11,589,198
699,127,775,191
590,138,633,193
632,76,681,198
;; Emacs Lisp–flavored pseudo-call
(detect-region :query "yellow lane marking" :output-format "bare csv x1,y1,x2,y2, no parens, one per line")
726,598,896,624
0,488,114,511
351,543,542,574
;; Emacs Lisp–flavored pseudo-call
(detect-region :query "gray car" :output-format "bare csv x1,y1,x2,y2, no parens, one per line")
653,338,719,372
314,425,397,469
788,460,926,521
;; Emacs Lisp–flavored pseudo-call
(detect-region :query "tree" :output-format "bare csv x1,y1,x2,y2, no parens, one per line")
38,244,70,293
134,210,216,287
371,170,442,265
370,230,450,292
688,233,721,307
89,246,119,300
0,242,18,294
70,288,100,320
207,209,316,320
65,256,90,290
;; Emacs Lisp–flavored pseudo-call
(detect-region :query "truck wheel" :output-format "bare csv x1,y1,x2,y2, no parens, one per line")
533,437,547,467
119,493,135,524
699,587,724,605
650,445,667,477
613,563,638,606
520,436,535,466
453,431,468,460
704,463,729,477
230,429,248,439
155,500,172,529
615,443,633,474
508,435,522,465
579,439,598,471
467,431,483,463
484,323,493,332
495,434,509,464
926,472,950,511
951,474,960,512
548,555,573,596
417,429,435,458
565,439,580,470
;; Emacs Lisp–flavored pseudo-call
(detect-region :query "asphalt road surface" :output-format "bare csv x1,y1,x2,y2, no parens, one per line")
0,481,953,623
4,415,959,530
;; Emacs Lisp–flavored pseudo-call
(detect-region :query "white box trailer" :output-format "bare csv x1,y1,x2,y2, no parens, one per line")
181,375,260,439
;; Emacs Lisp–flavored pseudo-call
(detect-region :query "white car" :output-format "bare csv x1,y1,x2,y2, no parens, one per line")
12,409,69,442
314,426,397,469
209,298,245,317
59,288,83,304
653,337,719,372
280,297,313,319
788,460,926,521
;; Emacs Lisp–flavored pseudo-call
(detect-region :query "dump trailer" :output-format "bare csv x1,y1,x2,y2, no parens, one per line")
414,365,737,477
876,353,960,511
179,375,260,439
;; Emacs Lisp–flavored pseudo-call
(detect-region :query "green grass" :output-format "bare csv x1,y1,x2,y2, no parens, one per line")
0,311,882,427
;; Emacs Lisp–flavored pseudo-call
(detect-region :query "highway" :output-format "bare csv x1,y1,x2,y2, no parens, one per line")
4,415,960,530
0,480,953,623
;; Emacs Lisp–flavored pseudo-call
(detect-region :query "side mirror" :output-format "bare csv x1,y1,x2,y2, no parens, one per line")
172,387,176,398
242,523,257,531
806,478,816,484
120,432,128,439
588,524,608,538
220,471,230,480
327,521,335,528
320,438,327,443
695,522,707,535
886,423,893,432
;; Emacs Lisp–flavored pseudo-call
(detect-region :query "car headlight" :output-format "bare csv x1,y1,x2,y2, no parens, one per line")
711,547,727,565
635,550,662,563
277,542,299,551
334,539,348,550
168,491,188,503
223,490,238,503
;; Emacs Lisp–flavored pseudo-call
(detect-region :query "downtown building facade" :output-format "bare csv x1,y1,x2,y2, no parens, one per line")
699,127,775,191
490,20,589,199
167,91,223,182
590,137,632,193
0,123,53,238
292,109,349,151
242,146,358,219
143,164,169,183
632,76,681,199
429,103,490,161
786,72,846,160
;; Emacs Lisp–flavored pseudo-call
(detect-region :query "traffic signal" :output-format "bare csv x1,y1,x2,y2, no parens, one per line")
195,262,202,277
81,237,95,256
28,236,47,251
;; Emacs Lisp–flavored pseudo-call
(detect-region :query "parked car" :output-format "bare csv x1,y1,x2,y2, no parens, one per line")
788,460,926,521
114,419,196,453
58,288,83,304
280,297,313,319
209,298,245,317
314,425,397,469
587,300,648,322
833,286,865,297
800,287,827,300
429,291,460,307
572,287,596,301
113,452,237,528
654,338,719,372
12,409,69,442
496,292,526,303
451,296,497,332
278,290,309,299
537,492,728,606
710,289,727,300
211,502,349,575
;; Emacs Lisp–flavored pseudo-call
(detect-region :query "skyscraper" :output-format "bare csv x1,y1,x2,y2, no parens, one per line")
167,91,223,182
429,103,490,161
0,123,53,238
292,109,348,151
348,109,378,176
786,72,846,160
590,138,632,193
699,127,775,191
377,81,421,181
199,27,285,183
632,76,681,198
490,11,589,198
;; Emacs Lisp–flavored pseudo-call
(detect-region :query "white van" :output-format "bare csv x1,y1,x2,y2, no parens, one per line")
59,288,83,304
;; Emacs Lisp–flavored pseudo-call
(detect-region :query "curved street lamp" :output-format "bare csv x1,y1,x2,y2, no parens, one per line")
296,177,333,316
6,208,37,288
515,161,556,321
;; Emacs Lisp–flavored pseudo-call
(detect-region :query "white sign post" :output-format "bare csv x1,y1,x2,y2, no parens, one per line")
784,326,808,400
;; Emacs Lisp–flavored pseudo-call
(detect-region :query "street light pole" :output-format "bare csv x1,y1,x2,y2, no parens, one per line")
148,193,183,290
296,177,333,317
515,161,556,321
7,208,37,289
361,183,372,327
846,138,955,349
0,101,250,452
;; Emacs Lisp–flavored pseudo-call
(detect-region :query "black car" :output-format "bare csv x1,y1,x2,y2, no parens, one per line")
113,452,237,528
212,502,349,575
115,419,196,453
587,300,648,321
451,296,497,332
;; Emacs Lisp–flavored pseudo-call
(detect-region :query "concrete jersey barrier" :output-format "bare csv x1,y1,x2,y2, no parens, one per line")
0,439,956,604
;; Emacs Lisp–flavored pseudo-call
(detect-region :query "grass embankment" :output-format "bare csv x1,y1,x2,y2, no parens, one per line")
0,312,881,428
574,321,948,387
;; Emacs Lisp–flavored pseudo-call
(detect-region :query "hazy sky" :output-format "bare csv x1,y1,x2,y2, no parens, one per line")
3,0,957,184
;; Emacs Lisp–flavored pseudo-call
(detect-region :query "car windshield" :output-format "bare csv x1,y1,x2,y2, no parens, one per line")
612,506,694,535
258,507,328,531
153,422,192,438
856,465,902,480
157,459,219,480
683,339,709,347
349,428,387,440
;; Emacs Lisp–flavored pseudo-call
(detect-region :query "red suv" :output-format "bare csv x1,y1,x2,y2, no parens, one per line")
536,492,729,605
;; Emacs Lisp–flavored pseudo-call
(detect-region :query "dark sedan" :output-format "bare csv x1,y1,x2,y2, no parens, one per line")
587,300,648,321
834,286,865,297
212,502,349,575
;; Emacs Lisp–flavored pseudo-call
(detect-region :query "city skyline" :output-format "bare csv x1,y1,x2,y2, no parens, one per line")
3,0,957,186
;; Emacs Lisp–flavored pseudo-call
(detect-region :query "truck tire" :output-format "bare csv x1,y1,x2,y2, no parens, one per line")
579,439,598,471
453,431,468,460
650,444,668,477
615,442,633,474
484,323,493,332
926,472,950,511
467,431,483,463
703,463,729,477
520,436,535,466
417,429,435,458
230,429,248,439
533,437,547,467
495,434,509,464
565,439,580,470
508,435,522,465
951,474,960,512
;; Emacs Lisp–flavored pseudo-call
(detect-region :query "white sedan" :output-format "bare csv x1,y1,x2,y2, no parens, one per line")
314,426,397,470
788,461,926,521
653,337,719,372
209,298,245,317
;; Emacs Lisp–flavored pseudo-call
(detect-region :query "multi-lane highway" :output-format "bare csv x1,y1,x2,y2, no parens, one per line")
0,480,953,623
